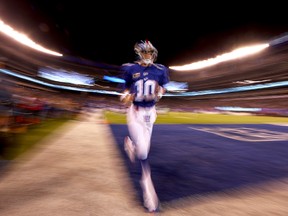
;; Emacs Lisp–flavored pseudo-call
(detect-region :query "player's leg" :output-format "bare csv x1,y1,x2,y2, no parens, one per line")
128,106,156,160
124,135,135,163
126,105,159,212
140,159,159,212
137,107,159,212
125,105,152,162
124,105,137,163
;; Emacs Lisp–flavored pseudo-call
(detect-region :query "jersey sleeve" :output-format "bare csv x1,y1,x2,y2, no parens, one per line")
120,63,133,90
159,66,170,87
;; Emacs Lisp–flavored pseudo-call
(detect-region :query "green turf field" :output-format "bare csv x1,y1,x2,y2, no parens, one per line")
104,111,288,124
0,118,69,160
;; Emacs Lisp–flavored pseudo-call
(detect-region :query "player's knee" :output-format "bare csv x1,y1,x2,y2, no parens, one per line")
137,151,148,160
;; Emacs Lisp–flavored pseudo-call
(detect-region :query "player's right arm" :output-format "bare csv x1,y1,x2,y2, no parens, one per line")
120,89,134,105
119,63,135,105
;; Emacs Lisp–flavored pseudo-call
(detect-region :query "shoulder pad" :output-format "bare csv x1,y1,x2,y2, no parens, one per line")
153,63,166,70
122,63,135,67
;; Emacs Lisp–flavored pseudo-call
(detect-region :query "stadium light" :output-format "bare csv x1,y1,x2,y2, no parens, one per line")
169,44,269,71
0,19,63,56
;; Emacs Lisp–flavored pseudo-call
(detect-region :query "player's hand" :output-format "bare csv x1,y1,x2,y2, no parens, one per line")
155,86,165,102
120,91,134,105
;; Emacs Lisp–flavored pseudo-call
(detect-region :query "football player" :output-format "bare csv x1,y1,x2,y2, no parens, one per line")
120,40,169,212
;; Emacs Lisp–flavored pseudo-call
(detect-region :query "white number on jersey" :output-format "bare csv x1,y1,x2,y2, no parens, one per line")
134,79,157,102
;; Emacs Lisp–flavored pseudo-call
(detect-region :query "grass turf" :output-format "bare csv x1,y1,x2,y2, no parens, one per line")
0,118,69,160
104,111,288,124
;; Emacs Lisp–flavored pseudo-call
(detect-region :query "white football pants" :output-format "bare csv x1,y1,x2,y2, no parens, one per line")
126,104,157,160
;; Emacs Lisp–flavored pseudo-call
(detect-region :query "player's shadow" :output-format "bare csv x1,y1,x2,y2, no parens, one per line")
109,124,288,203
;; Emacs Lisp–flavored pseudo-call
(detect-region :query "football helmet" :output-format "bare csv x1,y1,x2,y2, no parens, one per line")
134,40,158,64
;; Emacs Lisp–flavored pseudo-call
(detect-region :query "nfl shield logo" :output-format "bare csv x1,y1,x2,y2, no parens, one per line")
144,115,150,122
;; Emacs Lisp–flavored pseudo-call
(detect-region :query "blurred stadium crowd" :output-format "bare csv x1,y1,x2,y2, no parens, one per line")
1,29,288,146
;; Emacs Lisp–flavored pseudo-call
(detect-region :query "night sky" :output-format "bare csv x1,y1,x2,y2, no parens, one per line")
1,0,288,67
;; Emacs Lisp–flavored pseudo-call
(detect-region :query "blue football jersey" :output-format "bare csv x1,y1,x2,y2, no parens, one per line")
121,63,170,107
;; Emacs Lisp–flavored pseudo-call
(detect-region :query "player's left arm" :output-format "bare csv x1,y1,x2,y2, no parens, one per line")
156,66,170,101
156,85,166,101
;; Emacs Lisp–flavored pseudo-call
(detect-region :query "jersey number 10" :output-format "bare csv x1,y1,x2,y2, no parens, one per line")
134,79,157,102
